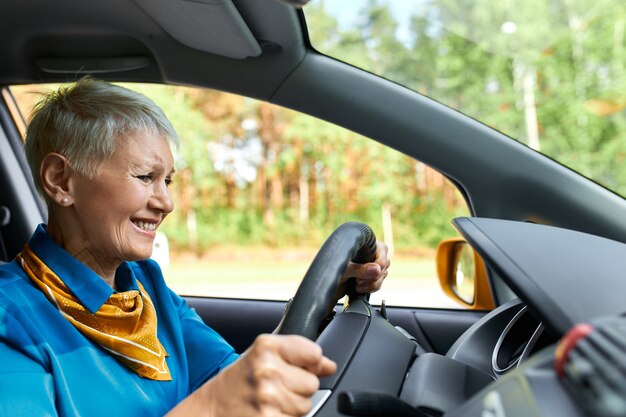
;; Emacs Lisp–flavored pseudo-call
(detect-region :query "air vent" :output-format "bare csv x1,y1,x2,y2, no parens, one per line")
556,317,626,417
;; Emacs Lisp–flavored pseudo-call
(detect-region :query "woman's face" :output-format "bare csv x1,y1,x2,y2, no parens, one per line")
68,130,175,267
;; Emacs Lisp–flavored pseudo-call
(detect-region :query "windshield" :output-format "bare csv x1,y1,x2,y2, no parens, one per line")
305,0,626,196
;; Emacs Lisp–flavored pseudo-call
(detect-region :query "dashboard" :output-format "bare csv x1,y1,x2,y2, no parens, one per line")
447,299,555,380
454,217,626,334
311,217,624,416
441,217,626,417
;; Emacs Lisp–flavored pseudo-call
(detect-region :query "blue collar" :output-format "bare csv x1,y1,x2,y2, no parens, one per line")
28,224,140,313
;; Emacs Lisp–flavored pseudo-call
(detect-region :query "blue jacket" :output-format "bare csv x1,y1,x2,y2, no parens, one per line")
0,225,238,416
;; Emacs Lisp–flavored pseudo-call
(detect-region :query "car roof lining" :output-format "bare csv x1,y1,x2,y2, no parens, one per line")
1,0,305,100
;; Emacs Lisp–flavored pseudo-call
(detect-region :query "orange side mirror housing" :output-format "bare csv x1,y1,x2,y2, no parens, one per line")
436,237,495,310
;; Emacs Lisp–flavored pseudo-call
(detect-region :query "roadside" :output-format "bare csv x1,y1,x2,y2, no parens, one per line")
163,247,460,309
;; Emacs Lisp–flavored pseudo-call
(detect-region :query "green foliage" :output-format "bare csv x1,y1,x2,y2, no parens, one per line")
133,0,626,253
305,0,626,195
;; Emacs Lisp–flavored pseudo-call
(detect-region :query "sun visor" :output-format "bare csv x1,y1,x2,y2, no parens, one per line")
134,0,262,59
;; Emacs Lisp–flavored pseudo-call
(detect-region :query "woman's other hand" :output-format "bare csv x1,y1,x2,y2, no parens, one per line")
186,334,336,417
341,240,390,294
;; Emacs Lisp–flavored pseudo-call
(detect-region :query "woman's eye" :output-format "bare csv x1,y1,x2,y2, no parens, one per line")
137,175,152,183
165,177,174,187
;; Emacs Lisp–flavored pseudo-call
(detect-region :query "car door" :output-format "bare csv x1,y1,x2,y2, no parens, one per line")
186,296,486,355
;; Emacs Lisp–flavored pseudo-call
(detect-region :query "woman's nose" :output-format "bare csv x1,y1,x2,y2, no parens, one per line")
150,182,174,214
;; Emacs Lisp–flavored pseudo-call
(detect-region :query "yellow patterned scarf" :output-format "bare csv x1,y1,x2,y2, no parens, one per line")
17,244,172,381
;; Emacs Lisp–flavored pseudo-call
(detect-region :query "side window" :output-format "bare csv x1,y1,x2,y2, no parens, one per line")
10,84,469,308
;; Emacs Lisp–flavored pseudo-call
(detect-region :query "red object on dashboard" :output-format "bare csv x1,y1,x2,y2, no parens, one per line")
554,323,594,377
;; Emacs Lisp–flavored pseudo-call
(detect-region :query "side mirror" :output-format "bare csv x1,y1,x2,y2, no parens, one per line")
436,237,495,310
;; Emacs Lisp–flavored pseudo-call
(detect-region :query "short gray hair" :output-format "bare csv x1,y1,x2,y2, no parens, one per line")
24,78,179,199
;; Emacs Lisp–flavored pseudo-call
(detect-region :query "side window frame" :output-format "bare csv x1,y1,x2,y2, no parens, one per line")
0,87,46,260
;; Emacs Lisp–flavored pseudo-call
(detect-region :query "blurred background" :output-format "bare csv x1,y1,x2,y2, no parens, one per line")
8,0,625,308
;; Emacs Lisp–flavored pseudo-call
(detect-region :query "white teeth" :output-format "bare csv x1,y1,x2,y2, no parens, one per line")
133,221,157,231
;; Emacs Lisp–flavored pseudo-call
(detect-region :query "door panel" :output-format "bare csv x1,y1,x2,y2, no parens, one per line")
185,297,284,354
399,309,486,354
184,296,485,355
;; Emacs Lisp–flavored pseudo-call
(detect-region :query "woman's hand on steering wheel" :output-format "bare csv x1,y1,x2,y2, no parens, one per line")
197,334,336,417
341,240,390,294
277,223,389,339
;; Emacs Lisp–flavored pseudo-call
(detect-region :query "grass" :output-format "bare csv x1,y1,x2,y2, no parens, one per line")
162,249,462,309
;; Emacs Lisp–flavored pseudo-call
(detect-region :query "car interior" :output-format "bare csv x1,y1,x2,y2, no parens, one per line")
2,0,625,416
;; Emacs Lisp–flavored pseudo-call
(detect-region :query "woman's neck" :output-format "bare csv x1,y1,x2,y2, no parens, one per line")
46,218,119,290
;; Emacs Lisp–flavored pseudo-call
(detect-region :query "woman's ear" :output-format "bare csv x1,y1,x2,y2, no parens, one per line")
40,153,73,207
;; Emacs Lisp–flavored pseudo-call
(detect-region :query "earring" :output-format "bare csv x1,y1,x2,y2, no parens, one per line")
62,197,68,205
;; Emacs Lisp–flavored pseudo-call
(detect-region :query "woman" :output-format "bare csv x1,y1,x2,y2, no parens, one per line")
0,79,390,416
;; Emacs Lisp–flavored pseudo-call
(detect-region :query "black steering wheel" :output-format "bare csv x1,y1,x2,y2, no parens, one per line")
276,221,377,340
275,222,420,417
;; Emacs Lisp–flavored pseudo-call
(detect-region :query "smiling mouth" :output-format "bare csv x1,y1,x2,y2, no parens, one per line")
132,220,158,232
